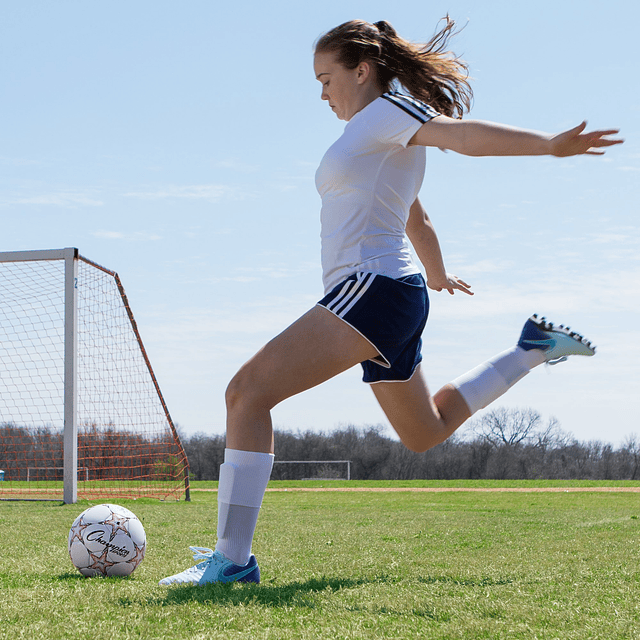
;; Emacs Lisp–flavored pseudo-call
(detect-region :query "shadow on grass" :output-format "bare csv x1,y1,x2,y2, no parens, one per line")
57,572,89,581
57,571,140,582
138,575,385,609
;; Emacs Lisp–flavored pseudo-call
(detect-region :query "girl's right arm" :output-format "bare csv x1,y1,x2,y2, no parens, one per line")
409,117,623,157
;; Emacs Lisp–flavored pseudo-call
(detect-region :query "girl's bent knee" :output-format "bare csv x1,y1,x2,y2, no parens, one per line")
225,366,276,414
398,427,447,453
224,374,243,413
401,437,431,454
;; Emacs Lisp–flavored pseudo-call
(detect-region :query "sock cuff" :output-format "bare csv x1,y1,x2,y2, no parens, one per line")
224,448,275,466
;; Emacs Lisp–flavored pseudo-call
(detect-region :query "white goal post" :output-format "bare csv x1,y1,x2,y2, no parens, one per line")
0,248,190,503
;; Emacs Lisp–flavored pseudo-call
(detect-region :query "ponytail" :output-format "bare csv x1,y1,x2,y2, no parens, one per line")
315,17,472,118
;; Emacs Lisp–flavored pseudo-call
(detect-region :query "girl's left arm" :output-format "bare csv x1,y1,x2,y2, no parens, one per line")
409,117,623,157
406,198,473,296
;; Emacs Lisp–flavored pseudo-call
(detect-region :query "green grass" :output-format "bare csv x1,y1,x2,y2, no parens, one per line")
212,479,640,490
1,483,639,639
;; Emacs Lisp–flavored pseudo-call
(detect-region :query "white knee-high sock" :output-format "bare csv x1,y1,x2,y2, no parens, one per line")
451,346,546,415
215,448,274,566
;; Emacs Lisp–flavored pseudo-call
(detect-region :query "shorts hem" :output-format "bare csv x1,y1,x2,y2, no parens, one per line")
315,303,391,368
364,361,422,385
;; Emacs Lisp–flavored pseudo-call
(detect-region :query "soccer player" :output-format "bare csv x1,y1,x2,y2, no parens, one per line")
159,18,622,585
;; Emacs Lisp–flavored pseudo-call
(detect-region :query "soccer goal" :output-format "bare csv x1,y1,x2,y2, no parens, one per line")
0,248,190,503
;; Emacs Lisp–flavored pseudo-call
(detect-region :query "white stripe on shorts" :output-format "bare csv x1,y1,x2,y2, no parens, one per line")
326,272,376,317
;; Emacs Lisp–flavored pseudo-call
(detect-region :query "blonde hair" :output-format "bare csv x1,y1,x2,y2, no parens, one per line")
314,17,472,118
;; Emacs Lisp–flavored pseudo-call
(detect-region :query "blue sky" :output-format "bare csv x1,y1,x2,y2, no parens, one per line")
2,0,638,446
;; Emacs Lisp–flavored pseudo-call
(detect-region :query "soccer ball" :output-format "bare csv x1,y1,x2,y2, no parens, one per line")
68,503,146,577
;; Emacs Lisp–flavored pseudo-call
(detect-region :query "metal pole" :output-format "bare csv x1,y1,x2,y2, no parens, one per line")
63,248,78,504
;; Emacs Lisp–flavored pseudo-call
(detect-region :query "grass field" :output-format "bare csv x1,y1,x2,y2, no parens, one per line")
1,481,639,639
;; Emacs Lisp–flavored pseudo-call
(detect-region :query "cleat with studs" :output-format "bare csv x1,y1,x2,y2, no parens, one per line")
518,314,596,365
158,547,260,586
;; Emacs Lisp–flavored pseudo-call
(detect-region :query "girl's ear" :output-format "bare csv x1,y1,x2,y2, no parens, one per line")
356,60,373,84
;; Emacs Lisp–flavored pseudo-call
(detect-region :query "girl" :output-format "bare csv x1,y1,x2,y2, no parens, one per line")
160,18,622,585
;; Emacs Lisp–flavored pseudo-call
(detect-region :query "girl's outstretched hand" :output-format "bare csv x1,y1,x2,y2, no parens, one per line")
427,273,474,296
551,121,624,156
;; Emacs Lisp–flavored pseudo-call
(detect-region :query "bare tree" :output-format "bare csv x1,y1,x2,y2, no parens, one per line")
621,434,640,480
471,407,544,448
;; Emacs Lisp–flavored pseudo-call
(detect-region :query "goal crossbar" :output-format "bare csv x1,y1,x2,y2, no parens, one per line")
0,248,72,262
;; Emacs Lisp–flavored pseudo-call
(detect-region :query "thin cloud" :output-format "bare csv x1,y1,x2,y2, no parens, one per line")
214,159,260,173
587,231,640,246
91,230,161,241
1,191,103,207
450,258,515,275
0,155,42,167
123,184,231,202
92,230,124,239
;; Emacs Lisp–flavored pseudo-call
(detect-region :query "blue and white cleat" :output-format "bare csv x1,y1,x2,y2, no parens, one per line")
518,314,596,365
158,547,260,586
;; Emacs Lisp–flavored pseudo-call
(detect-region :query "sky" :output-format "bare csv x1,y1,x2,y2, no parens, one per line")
1,0,638,447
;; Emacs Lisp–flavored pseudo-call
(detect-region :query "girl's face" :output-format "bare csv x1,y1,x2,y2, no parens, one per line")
314,51,366,121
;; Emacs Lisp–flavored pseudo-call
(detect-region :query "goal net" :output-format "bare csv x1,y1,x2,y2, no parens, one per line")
0,248,190,502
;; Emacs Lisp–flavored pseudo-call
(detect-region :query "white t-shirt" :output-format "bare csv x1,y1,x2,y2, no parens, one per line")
315,92,439,294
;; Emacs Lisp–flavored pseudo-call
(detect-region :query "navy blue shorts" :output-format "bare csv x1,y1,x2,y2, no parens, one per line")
317,272,429,383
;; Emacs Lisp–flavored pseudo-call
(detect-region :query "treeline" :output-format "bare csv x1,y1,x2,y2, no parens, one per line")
183,408,640,481
3,408,638,482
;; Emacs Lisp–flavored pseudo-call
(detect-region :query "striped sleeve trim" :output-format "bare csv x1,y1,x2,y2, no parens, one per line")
381,92,440,123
